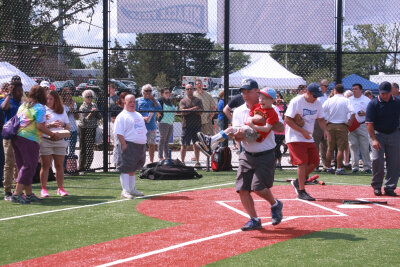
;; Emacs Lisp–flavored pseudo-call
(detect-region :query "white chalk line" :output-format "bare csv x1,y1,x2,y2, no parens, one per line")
96,216,299,267
0,182,234,222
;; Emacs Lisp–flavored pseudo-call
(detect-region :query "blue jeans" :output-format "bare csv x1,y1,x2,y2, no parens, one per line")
64,131,78,168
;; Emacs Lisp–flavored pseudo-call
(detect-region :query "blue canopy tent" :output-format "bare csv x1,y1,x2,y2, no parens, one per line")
328,74,379,94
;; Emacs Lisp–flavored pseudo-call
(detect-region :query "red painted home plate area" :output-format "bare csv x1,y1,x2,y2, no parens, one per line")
9,185,400,267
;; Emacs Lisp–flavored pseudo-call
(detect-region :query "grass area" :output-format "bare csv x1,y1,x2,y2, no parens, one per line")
0,169,390,265
210,228,400,266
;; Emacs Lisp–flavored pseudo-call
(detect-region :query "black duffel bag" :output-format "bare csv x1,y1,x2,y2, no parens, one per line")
139,159,202,180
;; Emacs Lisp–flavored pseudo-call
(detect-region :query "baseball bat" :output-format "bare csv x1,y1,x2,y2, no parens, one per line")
343,200,388,205
307,174,319,183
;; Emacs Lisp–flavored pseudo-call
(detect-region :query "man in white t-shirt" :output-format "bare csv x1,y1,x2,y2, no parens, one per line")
114,94,147,199
349,83,371,173
285,83,329,201
322,84,355,175
232,79,284,231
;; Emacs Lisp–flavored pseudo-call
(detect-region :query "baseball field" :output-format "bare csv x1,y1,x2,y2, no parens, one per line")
1,169,399,266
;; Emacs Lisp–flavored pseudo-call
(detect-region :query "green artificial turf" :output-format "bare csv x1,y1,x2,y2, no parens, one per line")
0,169,386,264
209,228,400,266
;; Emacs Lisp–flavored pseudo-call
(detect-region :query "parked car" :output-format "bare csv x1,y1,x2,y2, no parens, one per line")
120,80,139,97
171,87,184,100
32,77,51,84
85,79,134,97
76,83,87,95
53,80,75,94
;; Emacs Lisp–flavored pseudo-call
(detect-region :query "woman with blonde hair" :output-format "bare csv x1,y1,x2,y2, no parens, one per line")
11,85,62,204
40,90,70,197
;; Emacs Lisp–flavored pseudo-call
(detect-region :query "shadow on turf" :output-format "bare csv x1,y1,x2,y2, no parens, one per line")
37,195,115,207
251,228,366,242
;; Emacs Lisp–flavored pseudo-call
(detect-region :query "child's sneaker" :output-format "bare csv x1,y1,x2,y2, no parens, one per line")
121,190,133,199
57,188,69,196
26,193,43,202
130,189,144,197
41,189,49,198
11,194,31,204
195,141,212,157
197,133,212,154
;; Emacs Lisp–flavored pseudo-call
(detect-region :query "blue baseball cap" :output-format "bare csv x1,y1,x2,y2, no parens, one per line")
240,78,259,90
259,87,277,100
307,83,323,97
379,81,391,93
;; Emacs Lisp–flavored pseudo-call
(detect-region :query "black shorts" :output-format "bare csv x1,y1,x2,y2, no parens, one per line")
181,125,201,146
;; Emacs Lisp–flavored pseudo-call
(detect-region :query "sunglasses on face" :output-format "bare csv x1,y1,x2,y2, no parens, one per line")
86,96,93,98
144,90,152,93
186,88,194,91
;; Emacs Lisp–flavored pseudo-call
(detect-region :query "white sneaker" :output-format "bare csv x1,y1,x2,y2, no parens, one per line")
121,190,133,199
130,189,144,197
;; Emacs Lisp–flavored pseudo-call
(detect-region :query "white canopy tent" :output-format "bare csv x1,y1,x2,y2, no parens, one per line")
221,54,306,89
0,62,37,92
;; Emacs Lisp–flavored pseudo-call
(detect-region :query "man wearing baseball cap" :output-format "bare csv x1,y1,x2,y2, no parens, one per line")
285,83,329,201
366,81,400,196
231,79,284,230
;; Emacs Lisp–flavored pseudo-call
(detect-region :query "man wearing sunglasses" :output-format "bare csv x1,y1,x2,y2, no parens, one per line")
136,84,162,163
285,83,329,201
179,84,203,166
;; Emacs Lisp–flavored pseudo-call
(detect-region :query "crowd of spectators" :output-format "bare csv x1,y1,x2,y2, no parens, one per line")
2,73,399,203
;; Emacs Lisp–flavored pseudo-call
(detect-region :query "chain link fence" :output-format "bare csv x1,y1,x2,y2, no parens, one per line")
0,0,399,173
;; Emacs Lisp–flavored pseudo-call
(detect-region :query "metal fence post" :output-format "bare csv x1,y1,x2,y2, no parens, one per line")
336,0,343,84
103,0,109,173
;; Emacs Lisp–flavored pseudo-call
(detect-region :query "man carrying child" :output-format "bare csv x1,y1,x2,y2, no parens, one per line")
198,79,284,231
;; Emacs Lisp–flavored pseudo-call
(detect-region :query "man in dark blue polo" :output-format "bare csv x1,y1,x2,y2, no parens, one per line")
366,81,400,196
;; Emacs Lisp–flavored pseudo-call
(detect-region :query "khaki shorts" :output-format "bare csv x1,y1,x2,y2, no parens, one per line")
40,138,68,156
327,123,349,151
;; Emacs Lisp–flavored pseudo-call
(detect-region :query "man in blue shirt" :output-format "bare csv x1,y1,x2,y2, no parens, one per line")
1,80,24,201
136,84,161,163
366,81,400,196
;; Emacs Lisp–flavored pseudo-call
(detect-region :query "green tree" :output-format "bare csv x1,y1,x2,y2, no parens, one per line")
271,45,335,83
127,33,218,88
343,24,390,77
209,44,251,77
0,0,98,74
109,39,128,78
154,72,169,89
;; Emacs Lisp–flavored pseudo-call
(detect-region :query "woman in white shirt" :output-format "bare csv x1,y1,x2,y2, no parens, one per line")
40,91,70,197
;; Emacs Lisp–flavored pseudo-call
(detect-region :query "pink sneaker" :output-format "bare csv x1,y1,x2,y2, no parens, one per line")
40,189,49,198
57,188,69,196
